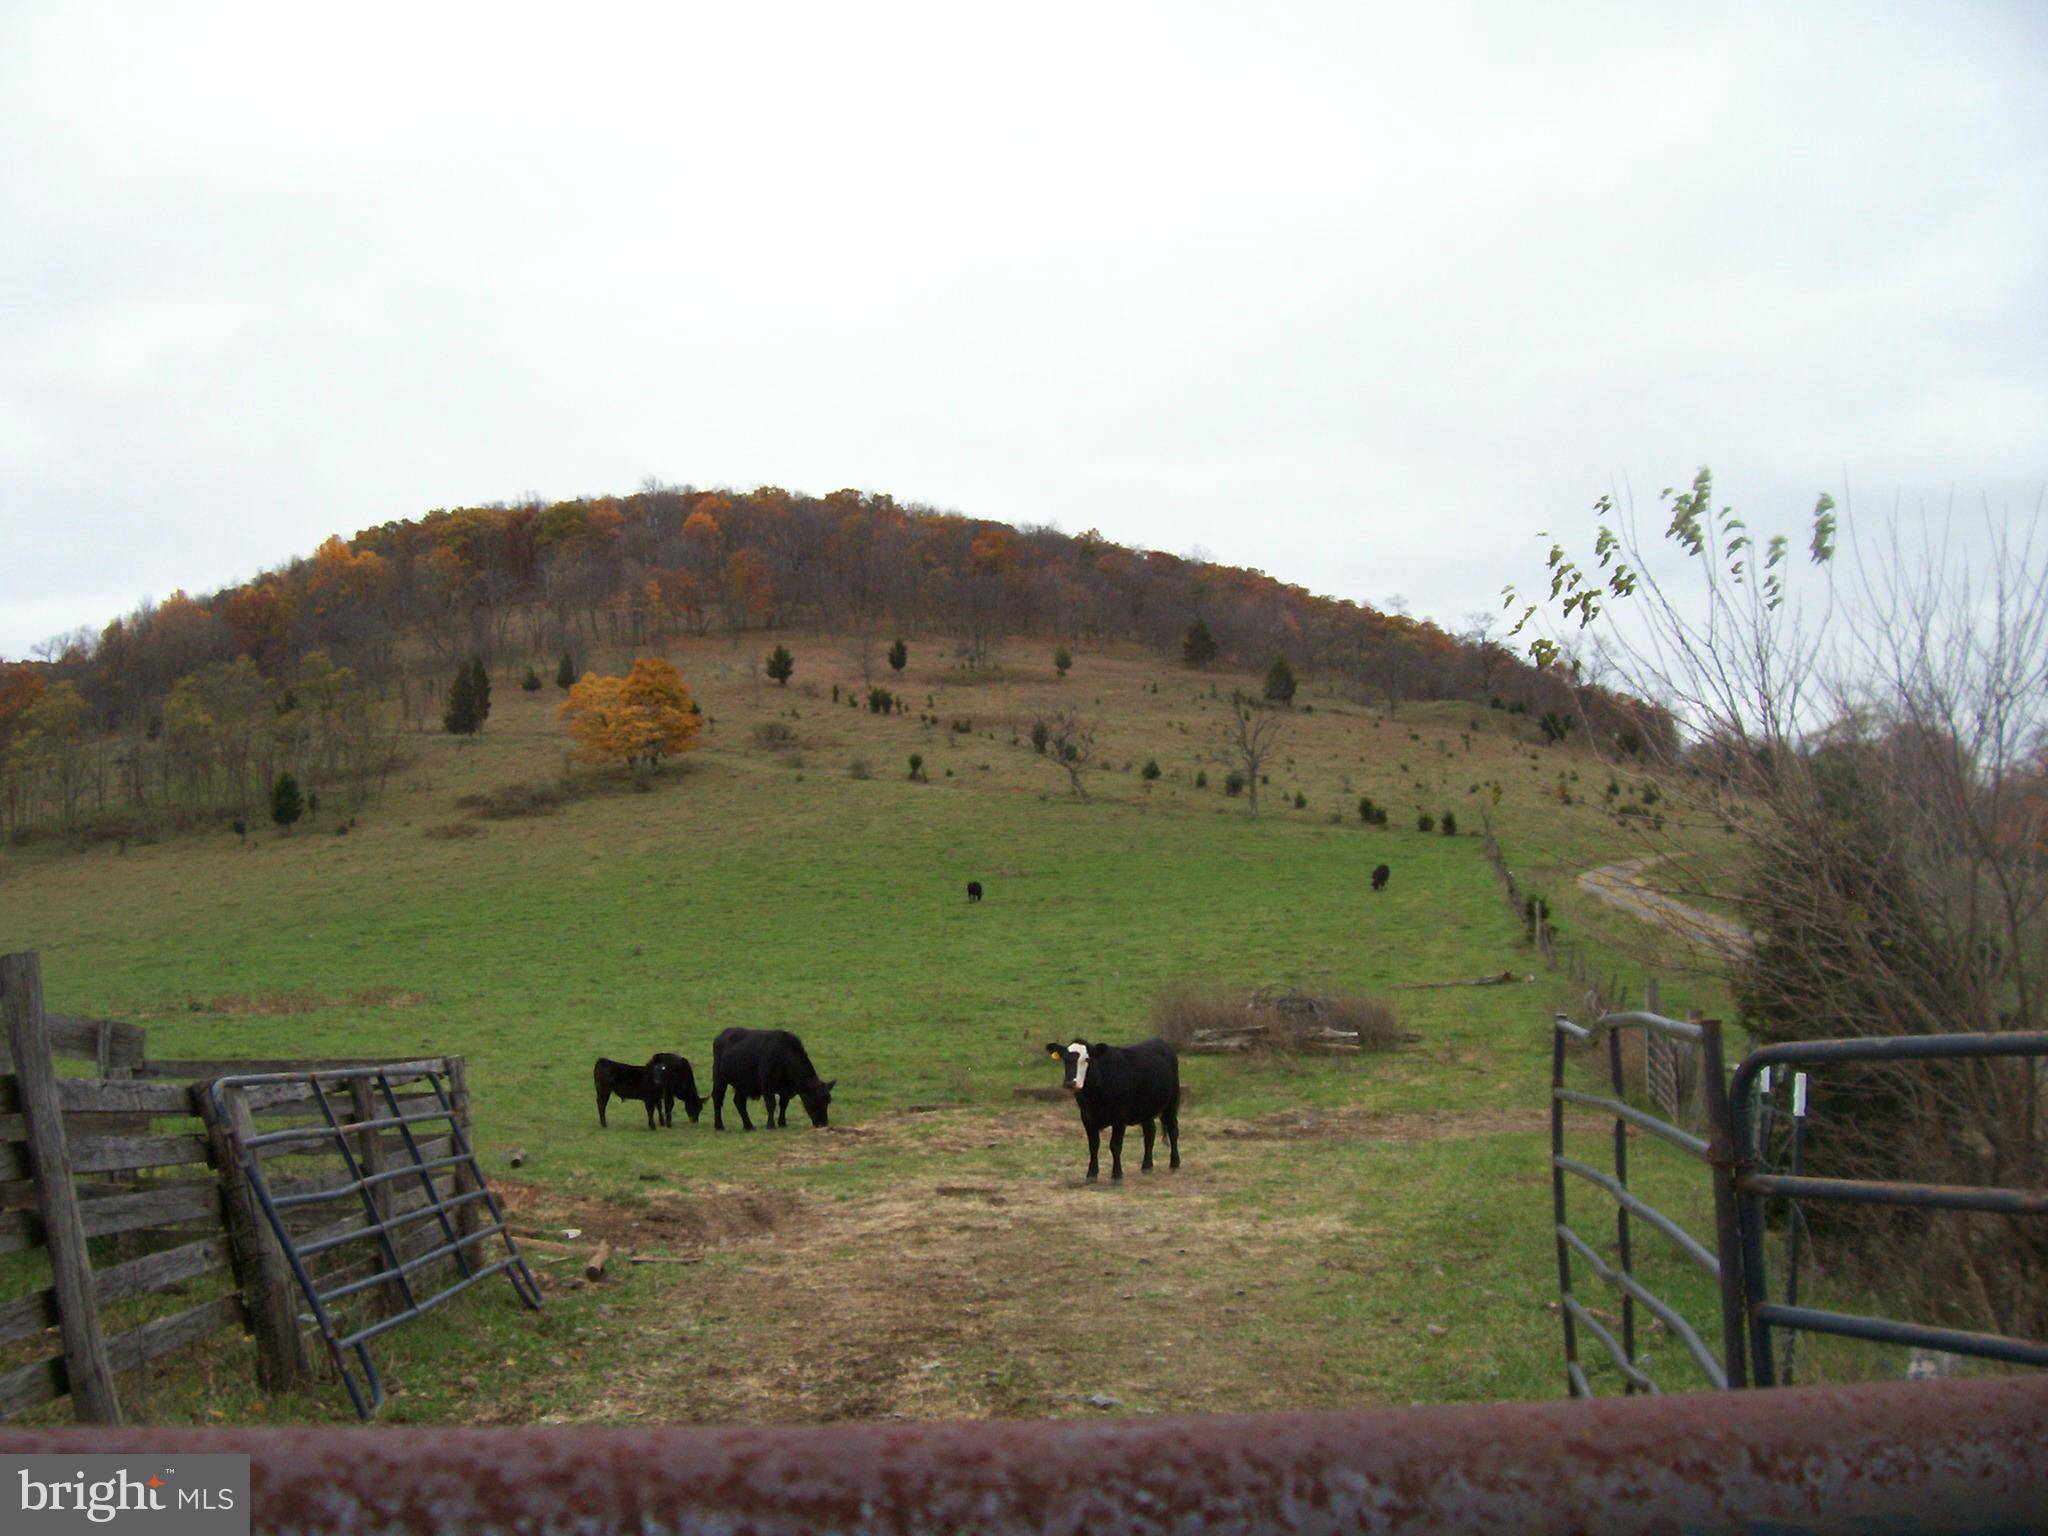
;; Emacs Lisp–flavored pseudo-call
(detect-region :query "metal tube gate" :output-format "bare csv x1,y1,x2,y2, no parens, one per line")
1557,1009,2048,1392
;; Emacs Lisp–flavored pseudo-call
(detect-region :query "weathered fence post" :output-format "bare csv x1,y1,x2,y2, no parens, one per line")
445,1056,482,1258
1696,1013,1749,1389
0,952,123,1423
347,1077,400,1318
199,1084,306,1390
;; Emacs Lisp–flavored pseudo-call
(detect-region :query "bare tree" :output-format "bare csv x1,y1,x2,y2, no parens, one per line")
1218,691,1287,818
1034,709,1098,800
1511,469,2048,1338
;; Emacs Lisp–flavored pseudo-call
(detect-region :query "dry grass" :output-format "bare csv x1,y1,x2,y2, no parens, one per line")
425,820,484,840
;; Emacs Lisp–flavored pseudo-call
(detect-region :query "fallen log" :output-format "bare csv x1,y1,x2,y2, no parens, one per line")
584,1240,612,1281
628,1254,702,1267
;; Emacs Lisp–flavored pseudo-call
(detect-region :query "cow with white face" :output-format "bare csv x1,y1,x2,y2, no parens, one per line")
1045,1037,1181,1182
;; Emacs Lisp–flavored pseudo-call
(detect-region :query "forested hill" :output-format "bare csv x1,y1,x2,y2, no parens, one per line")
0,483,1666,838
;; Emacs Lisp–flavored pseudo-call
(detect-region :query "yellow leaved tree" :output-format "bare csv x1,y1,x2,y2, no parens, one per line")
558,658,703,774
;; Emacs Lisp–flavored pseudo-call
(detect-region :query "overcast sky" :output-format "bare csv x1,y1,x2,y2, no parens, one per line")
3,1,2043,659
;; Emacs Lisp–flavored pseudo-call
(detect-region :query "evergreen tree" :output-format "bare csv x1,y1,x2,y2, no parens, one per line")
887,638,907,672
1054,644,1072,678
443,659,490,736
766,644,795,686
556,651,576,690
1264,656,1297,705
1182,619,1217,667
521,666,542,692
271,771,303,834
468,657,492,731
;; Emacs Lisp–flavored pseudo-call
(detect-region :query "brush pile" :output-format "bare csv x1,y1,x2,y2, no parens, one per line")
1152,984,1407,1056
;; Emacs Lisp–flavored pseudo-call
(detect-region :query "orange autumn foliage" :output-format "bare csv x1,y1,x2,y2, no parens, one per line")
558,657,703,772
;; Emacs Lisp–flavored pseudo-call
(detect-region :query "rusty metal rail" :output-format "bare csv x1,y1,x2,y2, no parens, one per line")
3,1376,2043,1532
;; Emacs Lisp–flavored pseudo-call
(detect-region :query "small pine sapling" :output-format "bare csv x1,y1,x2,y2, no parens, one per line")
271,772,304,834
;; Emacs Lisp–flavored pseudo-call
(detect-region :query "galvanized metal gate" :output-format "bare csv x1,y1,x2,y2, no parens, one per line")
208,1063,542,1419
1552,1010,2048,1394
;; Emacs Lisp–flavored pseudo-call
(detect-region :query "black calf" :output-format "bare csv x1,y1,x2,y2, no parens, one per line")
594,1056,670,1130
1371,863,1390,891
967,880,983,902
649,1052,706,1126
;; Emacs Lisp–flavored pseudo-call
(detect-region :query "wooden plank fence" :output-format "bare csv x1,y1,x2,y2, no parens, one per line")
0,950,477,1424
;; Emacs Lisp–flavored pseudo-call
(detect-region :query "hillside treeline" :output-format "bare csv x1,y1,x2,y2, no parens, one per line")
1,484,1664,838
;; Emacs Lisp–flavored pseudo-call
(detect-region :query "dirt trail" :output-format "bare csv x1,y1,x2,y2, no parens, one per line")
1577,856,1750,957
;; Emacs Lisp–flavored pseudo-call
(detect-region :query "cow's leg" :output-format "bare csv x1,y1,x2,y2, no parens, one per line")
645,1096,659,1130
1084,1121,1101,1181
597,1088,609,1129
661,1088,674,1128
712,1075,727,1131
1163,1103,1180,1169
1140,1118,1156,1171
735,1091,755,1132
778,1093,792,1127
1108,1122,1127,1181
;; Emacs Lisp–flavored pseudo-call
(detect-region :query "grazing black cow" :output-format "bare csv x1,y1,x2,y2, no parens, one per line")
967,880,983,903
650,1052,706,1126
711,1027,836,1131
1371,863,1390,892
594,1056,670,1130
1044,1038,1180,1182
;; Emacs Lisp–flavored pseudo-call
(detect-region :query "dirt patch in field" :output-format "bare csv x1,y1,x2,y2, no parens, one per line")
595,1170,1291,1425
494,1179,792,1255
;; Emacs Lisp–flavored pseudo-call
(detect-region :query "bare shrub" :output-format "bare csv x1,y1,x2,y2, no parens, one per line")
1514,471,2048,1342
1152,983,1401,1055
752,720,797,748
846,757,874,781
424,821,483,840
454,781,562,819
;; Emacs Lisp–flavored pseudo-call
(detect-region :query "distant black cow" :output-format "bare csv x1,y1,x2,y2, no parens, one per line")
967,880,983,903
1044,1038,1180,1182
594,1056,670,1130
650,1052,706,1126
711,1027,837,1131
1371,863,1390,892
